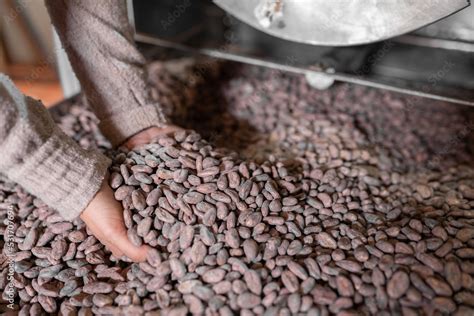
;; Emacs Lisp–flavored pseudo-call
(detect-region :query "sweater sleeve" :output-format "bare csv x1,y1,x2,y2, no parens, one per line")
0,74,110,220
45,0,168,147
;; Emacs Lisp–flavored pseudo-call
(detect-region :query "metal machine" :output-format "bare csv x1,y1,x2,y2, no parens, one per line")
214,0,469,46
130,0,473,106
55,0,473,106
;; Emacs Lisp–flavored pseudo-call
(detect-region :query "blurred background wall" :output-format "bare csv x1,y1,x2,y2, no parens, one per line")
0,0,62,107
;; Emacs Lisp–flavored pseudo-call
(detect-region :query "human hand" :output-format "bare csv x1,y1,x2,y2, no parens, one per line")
123,125,183,150
80,175,149,262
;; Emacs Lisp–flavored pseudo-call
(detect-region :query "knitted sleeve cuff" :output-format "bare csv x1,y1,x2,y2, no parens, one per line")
8,128,111,220
98,103,168,147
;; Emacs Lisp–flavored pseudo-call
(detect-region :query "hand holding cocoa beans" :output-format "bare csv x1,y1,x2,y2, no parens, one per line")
80,174,149,262
79,125,184,262
123,125,183,150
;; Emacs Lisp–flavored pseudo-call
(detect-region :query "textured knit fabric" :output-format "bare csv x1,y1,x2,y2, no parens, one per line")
0,0,167,220
0,75,110,220
45,0,168,147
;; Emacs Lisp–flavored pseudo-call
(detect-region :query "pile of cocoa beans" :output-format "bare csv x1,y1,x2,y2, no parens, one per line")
1,61,473,315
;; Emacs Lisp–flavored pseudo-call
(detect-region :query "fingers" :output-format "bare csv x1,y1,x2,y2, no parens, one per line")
91,224,148,262
110,231,150,262
84,224,124,259
90,221,148,262
124,126,183,150
100,238,124,258
83,212,149,262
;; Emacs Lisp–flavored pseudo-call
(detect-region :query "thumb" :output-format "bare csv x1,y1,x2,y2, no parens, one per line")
112,230,150,262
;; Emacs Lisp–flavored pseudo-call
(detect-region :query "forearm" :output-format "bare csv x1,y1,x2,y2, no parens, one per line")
45,0,168,147
0,74,110,220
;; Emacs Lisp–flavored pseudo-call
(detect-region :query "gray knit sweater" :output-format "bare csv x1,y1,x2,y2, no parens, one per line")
0,0,167,220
